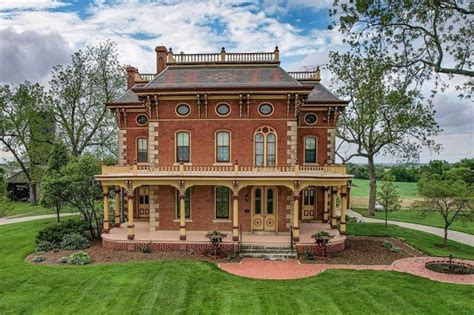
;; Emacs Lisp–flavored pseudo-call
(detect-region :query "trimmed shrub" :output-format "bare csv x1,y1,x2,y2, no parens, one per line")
36,241,56,252
36,219,89,246
67,251,91,265
60,233,91,250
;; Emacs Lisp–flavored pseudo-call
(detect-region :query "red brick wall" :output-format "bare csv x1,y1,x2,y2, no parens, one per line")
155,185,289,232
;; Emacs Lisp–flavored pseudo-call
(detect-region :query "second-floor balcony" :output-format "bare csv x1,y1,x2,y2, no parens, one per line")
99,163,348,178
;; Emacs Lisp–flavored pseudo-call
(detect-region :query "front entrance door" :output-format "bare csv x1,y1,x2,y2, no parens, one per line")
251,187,277,231
302,187,316,220
137,186,149,220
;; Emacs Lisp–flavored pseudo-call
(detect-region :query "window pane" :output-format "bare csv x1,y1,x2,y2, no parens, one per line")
267,189,274,214
177,147,190,162
255,188,261,214
217,132,229,146
177,132,189,146
217,147,229,162
305,137,316,149
177,189,191,218
309,189,315,205
216,186,230,219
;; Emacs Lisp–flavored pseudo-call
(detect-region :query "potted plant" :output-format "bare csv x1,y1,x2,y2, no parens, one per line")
205,230,227,258
311,231,334,245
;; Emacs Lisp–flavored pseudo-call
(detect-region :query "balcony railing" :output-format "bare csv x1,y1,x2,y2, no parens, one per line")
100,164,347,177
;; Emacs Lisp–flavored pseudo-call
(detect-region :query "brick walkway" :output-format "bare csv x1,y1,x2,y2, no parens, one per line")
219,257,474,285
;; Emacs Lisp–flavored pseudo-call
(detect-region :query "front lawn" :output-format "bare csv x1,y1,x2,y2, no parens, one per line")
353,208,474,235
0,220,473,314
347,222,474,260
0,201,75,218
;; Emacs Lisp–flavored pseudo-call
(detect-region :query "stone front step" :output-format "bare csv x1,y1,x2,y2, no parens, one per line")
239,244,296,260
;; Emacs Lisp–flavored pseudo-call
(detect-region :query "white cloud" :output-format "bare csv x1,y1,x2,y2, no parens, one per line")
0,0,68,11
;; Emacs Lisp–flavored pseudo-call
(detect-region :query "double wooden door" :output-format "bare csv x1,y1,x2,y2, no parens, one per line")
302,187,316,220
251,187,277,231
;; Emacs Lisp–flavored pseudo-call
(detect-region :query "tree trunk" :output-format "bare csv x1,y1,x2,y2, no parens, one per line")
443,226,448,247
56,204,60,223
367,155,377,216
385,207,388,228
29,183,37,205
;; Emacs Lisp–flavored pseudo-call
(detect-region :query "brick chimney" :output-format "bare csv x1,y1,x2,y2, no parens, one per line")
126,66,139,90
155,46,168,74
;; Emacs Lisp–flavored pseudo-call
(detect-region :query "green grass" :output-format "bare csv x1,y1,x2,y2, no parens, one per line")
353,208,474,235
0,220,473,314
0,202,75,218
347,222,474,260
351,179,419,199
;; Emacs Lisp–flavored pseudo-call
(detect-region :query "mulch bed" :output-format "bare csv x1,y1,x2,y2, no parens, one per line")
300,236,422,265
26,243,240,266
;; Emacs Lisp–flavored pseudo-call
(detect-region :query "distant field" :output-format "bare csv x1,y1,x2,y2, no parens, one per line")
350,179,419,208
351,179,418,199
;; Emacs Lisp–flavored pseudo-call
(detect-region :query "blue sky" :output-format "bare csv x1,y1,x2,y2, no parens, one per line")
0,0,472,163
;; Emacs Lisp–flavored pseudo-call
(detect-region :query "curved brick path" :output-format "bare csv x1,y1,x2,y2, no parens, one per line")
219,257,474,285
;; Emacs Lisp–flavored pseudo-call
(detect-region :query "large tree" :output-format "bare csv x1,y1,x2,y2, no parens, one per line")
48,41,125,157
0,82,54,204
331,0,473,84
331,47,440,215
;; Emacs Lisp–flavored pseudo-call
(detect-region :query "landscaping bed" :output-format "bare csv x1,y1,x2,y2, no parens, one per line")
300,236,421,265
26,242,241,266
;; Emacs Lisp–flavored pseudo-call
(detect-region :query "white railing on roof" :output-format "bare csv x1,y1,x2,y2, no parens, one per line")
288,69,320,81
167,47,280,64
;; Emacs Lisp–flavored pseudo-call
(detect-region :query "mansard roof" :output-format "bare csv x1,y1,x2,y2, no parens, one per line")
134,65,306,91
302,82,348,104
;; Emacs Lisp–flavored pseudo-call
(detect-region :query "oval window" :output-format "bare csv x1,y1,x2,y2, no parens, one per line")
258,103,273,116
176,104,190,116
304,113,317,125
136,114,149,125
216,103,230,116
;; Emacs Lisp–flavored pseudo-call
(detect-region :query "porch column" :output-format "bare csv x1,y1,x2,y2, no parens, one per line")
232,194,239,241
102,186,110,233
179,192,186,240
114,186,121,227
330,188,337,229
127,191,135,240
340,186,347,234
323,187,329,223
293,193,300,242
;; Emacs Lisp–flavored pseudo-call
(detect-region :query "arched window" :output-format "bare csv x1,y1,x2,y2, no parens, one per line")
215,186,230,219
216,131,230,162
254,127,277,167
176,132,190,162
304,136,317,163
137,138,148,163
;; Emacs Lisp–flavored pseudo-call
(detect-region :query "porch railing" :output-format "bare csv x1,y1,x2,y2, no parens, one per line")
100,163,347,176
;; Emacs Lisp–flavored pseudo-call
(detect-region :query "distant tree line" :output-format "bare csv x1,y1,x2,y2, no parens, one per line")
347,159,474,184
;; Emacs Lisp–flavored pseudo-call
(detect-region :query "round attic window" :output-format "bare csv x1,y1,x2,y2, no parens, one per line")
304,113,318,125
136,114,149,125
176,103,191,117
216,103,231,116
258,103,274,116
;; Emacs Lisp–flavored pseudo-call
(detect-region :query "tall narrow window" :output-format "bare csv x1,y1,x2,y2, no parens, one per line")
254,127,277,167
176,132,190,162
215,186,230,219
304,137,317,163
137,138,148,163
176,188,191,219
216,131,230,162
255,133,264,167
